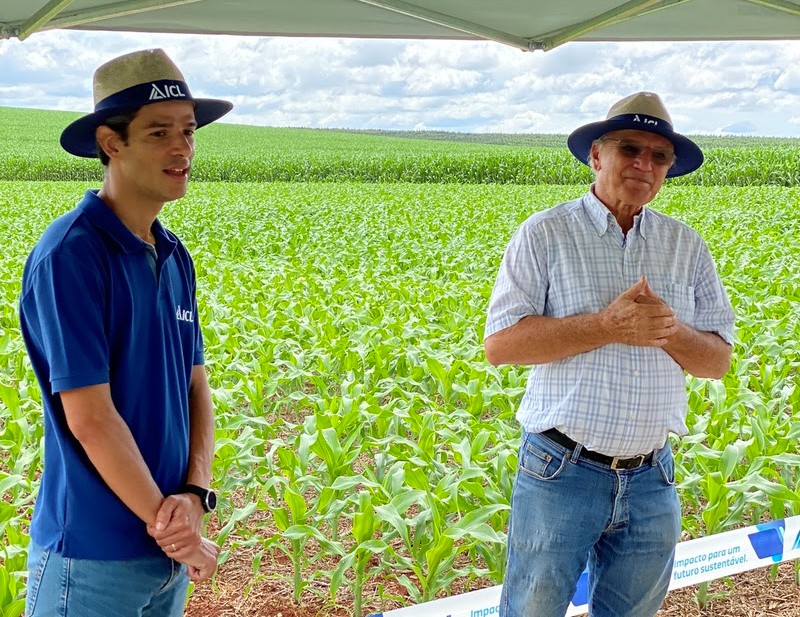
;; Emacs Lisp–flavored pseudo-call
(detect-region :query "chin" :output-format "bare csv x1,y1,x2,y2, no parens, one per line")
623,188,655,204
163,190,187,203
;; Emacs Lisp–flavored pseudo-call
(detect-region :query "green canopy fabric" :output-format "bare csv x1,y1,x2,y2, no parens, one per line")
3,0,799,50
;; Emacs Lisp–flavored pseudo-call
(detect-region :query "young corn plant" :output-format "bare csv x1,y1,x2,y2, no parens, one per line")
327,491,389,617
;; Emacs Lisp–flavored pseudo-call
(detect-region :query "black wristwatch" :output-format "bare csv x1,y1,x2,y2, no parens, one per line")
182,484,217,513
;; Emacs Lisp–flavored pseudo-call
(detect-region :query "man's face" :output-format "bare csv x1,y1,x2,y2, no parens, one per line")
111,100,197,205
590,129,675,209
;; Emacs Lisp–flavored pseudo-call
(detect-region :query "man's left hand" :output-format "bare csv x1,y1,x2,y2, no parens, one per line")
147,493,204,559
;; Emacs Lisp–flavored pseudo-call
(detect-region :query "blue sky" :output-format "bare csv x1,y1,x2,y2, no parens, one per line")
1,30,800,137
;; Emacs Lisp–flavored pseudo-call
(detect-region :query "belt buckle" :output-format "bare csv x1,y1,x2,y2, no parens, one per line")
610,454,645,471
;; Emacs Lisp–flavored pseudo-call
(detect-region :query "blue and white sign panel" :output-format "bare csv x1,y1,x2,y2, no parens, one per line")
368,515,800,617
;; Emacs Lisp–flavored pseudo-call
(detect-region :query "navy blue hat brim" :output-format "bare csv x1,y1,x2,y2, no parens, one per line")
60,96,233,158
567,118,703,178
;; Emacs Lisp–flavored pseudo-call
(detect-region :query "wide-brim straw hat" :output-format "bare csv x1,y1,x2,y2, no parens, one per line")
567,92,703,178
60,48,233,158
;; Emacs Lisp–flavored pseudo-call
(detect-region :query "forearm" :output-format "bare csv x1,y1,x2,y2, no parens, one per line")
62,387,163,525
186,365,214,488
661,322,732,378
82,422,164,525
148,366,214,549
485,313,611,366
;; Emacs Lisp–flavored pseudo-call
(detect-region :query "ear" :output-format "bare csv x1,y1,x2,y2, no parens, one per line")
96,125,122,160
589,142,602,172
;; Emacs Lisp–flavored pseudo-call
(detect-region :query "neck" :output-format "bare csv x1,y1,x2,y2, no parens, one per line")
592,186,642,235
98,183,163,245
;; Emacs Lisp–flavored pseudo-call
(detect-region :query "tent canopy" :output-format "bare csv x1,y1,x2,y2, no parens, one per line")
2,0,799,51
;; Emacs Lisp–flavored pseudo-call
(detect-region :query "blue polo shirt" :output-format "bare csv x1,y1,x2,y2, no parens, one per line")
19,190,204,559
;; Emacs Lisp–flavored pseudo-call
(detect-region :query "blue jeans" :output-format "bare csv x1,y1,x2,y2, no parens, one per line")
26,542,190,617
500,430,681,617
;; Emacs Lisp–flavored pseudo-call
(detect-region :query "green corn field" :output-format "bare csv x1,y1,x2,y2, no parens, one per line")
0,106,798,617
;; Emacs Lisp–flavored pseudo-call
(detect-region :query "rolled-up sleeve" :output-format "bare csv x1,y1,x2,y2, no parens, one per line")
692,239,735,345
484,221,548,340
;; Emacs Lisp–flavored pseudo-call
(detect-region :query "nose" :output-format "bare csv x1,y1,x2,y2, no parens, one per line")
632,148,656,170
170,132,194,157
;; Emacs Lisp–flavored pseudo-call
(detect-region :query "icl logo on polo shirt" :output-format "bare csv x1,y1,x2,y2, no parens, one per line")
175,305,194,322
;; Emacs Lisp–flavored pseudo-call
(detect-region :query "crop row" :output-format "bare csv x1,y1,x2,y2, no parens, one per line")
1,107,799,186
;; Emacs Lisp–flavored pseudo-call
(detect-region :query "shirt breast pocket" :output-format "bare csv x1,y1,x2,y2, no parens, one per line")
657,283,695,324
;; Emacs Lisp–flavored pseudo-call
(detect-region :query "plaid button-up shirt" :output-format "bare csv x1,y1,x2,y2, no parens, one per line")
485,190,735,457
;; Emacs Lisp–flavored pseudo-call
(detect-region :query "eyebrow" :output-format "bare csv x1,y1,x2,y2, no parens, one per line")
618,139,673,151
142,119,198,129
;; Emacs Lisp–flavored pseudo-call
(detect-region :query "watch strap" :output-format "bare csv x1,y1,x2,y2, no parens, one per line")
182,483,215,513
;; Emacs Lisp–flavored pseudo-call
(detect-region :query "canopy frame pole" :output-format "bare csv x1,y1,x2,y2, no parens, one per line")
352,0,535,50
13,0,76,40
743,0,800,15
31,0,204,38
531,0,691,50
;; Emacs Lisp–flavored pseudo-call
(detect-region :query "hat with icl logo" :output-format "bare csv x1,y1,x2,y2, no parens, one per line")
567,91,703,178
60,48,233,158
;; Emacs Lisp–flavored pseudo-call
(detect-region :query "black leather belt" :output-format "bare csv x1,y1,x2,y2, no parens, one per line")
541,429,655,471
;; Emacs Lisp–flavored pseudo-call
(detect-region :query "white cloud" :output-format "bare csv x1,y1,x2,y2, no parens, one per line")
484,110,551,133
775,65,800,92
1,31,799,136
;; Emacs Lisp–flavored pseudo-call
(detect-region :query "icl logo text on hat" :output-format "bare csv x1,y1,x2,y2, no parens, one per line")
633,114,659,126
149,82,187,101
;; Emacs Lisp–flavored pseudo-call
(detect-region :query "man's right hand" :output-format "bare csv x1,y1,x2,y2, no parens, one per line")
177,537,221,583
601,276,677,347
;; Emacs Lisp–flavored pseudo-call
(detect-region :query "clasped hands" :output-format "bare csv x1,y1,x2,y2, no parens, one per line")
601,275,679,347
147,493,220,583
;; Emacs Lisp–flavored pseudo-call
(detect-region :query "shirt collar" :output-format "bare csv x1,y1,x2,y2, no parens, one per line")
78,189,177,255
636,208,649,239
583,189,613,236
583,187,649,240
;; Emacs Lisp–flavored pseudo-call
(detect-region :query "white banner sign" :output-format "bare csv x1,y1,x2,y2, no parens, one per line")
367,515,800,617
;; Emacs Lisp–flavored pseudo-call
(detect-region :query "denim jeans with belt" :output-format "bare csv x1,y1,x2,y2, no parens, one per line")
500,430,681,617
26,541,190,617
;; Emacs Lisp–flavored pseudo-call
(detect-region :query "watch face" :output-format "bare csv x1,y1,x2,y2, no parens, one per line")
206,490,217,511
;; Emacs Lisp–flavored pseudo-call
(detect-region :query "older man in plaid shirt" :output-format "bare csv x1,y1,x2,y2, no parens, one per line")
485,92,734,617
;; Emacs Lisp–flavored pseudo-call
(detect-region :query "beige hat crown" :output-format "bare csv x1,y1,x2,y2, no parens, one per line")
92,49,186,106
60,48,233,158
606,92,672,125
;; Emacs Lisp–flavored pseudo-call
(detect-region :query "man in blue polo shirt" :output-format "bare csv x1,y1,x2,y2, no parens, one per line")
19,49,232,616
485,92,735,616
